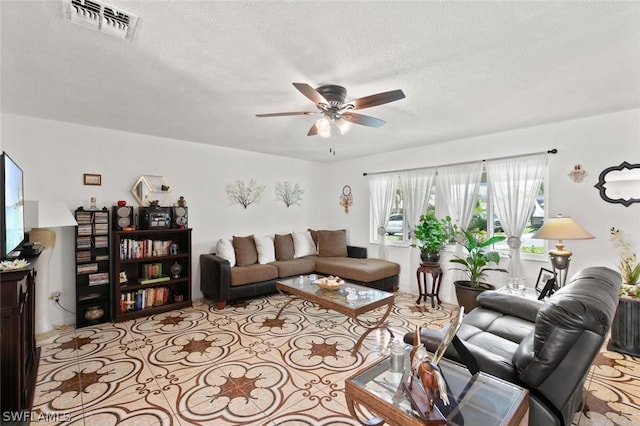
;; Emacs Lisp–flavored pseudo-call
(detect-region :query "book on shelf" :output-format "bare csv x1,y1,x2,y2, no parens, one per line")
77,224,93,236
77,263,98,274
76,212,92,224
88,272,109,286
94,212,109,224
78,293,102,302
94,236,109,248
77,236,91,249
139,276,170,285
94,223,109,235
95,254,109,261
119,239,174,259
76,251,91,262
120,287,171,313
142,263,163,280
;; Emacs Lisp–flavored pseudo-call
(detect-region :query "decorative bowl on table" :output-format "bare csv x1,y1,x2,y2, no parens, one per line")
316,276,345,291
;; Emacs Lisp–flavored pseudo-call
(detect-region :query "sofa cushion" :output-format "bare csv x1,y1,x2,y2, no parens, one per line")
270,259,316,277
308,256,399,282
293,230,316,258
216,238,235,266
317,229,348,257
308,228,318,247
230,264,278,286
254,235,276,264
233,235,258,266
275,234,295,261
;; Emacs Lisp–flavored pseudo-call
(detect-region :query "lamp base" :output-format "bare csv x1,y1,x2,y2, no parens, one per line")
549,251,571,287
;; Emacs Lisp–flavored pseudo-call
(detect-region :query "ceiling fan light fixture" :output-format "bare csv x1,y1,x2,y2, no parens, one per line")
335,119,351,135
316,117,332,138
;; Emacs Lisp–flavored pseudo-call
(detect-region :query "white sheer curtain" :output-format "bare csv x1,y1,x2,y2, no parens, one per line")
369,174,396,259
486,154,547,281
400,169,436,245
436,163,483,230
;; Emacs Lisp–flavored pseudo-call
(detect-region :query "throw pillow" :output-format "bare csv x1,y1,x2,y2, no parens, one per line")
274,233,295,261
215,239,236,266
233,235,258,266
308,228,319,248
254,235,276,264
293,230,316,258
318,229,348,257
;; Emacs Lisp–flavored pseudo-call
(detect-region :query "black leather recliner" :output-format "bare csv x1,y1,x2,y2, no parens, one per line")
404,266,621,426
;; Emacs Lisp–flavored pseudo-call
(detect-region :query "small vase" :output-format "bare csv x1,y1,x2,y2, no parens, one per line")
170,261,182,278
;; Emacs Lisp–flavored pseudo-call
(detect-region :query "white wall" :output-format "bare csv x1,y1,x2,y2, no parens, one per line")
1,113,329,326
2,109,639,326
325,109,640,302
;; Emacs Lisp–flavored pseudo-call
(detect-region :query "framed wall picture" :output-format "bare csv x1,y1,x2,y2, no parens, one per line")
84,173,102,186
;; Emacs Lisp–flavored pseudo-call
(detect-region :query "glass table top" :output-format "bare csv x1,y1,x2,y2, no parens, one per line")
348,353,527,425
277,276,393,310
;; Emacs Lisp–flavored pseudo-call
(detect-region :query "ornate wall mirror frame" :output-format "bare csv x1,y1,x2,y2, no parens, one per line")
132,175,172,206
594,162,640,207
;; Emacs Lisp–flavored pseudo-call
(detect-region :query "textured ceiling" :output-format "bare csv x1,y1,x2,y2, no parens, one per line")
2,1,640,162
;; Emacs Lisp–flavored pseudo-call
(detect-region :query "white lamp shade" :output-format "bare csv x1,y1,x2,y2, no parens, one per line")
532,215,594,240
24,200,77,229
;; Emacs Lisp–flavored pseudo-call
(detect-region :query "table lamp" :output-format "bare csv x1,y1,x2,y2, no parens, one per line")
25,200,77,334
531,214,594,287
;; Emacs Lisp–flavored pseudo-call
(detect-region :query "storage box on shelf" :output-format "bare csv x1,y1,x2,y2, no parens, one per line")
75,207,111,327
113,228,192,321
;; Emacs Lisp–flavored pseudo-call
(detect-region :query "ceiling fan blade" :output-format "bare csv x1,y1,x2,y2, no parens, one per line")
307,122,319,136
293,83,329,106
341,112,386,128
349,90,406,110
255,112,316,117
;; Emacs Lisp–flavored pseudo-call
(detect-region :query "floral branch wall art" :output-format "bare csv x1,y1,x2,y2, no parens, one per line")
226,179,265,209
275,181,304,207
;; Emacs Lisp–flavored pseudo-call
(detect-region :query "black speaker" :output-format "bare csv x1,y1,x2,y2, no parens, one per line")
113,206,134,230
173,206,188,228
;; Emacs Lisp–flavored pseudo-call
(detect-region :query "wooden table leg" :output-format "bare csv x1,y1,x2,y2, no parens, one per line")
416,269,425,304
352,300,395,355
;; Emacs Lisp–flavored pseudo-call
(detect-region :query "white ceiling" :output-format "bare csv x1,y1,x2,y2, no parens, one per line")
2,1,640,162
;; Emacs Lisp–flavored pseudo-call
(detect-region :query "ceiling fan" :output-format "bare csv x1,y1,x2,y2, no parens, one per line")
256,83,406,138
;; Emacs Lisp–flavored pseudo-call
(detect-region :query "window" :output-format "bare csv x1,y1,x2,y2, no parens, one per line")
370,157,547,255
469,173,545,254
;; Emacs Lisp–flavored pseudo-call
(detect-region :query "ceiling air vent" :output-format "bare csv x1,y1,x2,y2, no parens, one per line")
63,0,138,40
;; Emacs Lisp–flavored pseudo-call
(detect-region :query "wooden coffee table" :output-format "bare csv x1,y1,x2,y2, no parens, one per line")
275,277,395,355
345,355,529,425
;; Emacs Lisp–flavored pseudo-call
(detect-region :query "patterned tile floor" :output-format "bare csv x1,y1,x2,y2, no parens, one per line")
32,292,639,425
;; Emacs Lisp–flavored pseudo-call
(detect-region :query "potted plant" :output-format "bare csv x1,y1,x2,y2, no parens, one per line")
449,229,507,312
410,213,456,263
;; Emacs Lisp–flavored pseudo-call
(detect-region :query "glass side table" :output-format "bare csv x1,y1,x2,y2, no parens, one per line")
345,355,529,426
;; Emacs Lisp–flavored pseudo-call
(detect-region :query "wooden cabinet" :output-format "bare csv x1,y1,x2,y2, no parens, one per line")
0,260,40,415
113,228,192,322
74,207,112,328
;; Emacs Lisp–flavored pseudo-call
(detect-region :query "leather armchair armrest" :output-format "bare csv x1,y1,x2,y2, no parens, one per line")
347,245,367,259
477,291,543,323
200,253,231,302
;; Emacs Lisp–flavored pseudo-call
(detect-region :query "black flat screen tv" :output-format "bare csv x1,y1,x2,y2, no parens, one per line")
1,151,25,260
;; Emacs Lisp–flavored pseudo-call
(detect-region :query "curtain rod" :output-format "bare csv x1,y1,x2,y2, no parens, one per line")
362,149,557,177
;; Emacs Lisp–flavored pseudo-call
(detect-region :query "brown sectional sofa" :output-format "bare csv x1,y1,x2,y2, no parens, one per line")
200,229,400,309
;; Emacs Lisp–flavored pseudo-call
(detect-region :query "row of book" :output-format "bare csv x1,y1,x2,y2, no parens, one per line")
88,272,109,286
78,224,109,236
119,287,173,313
76,251,109,263
77,263,98,274
77,236,109,248
119,239,175,259
76,211,108,225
